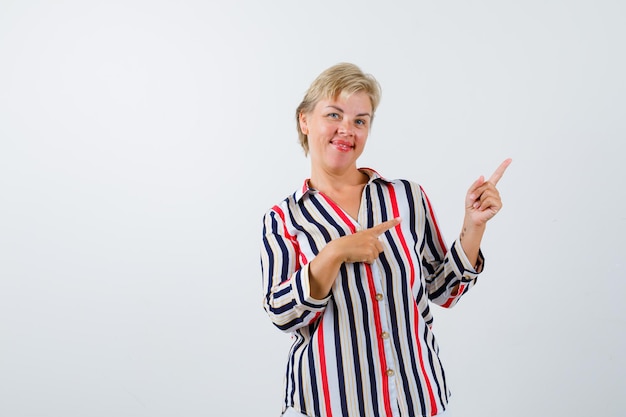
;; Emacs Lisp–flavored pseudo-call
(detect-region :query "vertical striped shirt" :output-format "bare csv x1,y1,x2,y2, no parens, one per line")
260,169,484,417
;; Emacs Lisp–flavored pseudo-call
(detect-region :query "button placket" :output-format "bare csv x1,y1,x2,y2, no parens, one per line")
370,264,400,417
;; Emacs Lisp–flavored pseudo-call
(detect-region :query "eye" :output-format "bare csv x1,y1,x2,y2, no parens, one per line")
327,112,340,119
355,119,367,126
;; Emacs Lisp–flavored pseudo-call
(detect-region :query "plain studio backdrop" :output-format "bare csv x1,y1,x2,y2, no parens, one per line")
1,0,624,416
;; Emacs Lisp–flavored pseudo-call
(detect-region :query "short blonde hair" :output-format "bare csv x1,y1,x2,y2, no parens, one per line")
295,63,382,155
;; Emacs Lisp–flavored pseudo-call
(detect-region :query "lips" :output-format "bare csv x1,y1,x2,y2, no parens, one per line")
331,139,355,152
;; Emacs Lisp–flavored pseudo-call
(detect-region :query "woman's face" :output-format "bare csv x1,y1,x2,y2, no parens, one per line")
299,91,372,175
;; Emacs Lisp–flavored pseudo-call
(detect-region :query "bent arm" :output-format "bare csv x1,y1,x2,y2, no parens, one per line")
261,210,329,333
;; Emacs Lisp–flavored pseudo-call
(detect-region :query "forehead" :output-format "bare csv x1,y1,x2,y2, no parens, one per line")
315,91,373,114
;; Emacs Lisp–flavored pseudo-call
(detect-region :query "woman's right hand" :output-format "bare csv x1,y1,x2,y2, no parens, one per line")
308,217,401,299
329,217,402,264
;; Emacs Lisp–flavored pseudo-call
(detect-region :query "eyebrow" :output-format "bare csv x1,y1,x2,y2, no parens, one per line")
325,105,372,118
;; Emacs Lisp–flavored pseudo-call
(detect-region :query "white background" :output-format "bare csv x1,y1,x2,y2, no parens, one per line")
1,0,624,416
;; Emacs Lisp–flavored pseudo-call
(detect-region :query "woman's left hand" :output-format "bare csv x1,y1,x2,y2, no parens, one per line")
465,158,512,226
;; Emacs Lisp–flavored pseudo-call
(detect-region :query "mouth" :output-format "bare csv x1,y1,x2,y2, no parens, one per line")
330,139,355,152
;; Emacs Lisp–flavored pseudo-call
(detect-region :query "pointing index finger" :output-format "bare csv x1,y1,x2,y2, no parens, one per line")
487,158,512,185
370,217,401,236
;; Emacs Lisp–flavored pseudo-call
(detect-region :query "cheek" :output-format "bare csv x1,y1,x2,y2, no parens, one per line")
315,123,335,138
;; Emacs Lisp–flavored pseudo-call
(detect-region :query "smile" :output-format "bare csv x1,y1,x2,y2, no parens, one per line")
330,139,355,152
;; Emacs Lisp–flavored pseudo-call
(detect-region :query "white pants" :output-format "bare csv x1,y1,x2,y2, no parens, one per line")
282,406,451,416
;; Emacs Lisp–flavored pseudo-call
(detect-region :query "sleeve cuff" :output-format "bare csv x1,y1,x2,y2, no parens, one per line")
450,239,485,280
291,263,331,310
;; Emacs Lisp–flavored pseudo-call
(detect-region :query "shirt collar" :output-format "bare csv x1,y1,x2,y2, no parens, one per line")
295,167,390,202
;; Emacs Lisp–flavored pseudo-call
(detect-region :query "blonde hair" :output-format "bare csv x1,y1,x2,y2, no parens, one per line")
295,63,382,155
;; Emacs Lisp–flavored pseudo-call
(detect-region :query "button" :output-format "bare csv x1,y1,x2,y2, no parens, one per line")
381,332,390,339
386,369,395,377
375,293,383,301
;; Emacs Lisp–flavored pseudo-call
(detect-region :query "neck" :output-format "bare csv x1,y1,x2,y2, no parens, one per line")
309,165,368,194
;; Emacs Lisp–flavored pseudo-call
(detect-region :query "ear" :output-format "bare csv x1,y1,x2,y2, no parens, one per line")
299,112,309,135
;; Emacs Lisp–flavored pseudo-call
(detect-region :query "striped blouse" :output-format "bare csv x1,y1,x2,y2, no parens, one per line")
260,169,484,417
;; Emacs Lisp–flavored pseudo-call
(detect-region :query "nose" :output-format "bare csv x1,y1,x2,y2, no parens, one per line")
338,119,354,136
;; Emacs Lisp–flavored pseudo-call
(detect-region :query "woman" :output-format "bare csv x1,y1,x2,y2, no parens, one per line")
260,63,511,417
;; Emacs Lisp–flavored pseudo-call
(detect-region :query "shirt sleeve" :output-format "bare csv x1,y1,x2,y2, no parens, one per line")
416,185,485,308
260,208,330,333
